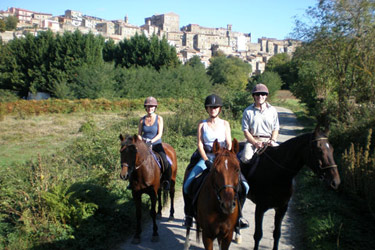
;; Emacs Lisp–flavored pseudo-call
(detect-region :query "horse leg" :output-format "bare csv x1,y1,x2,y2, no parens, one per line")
183,226,191,250
220,232,235,250
168,179,175,220
253,205,267,250
149,189,159,242
272,205,288,250
202,235,214,250
131,192,142,244
157,187,162,218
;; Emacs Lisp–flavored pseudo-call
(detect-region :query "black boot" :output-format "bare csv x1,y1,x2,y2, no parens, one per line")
162,165,171,190
238,194,249,229
237,178,249,229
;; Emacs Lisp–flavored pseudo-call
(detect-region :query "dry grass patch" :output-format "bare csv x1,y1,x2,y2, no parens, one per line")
0,112,128,166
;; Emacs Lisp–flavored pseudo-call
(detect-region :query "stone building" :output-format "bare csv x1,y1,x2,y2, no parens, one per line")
0,7,301,74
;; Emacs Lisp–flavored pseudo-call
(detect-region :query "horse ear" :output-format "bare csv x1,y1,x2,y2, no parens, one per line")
324,123,330,136
212,139,220,153
119,134,124,141
231,138,239,154
132,134,138,143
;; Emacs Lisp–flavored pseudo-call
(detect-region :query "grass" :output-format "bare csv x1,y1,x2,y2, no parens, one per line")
0,113,128,166
2,92,373,250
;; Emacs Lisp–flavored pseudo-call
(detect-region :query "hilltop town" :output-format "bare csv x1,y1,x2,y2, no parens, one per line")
0,7,301,74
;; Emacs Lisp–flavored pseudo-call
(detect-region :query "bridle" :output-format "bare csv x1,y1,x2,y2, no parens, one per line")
308,136,338,176
259,134,338,175
212,152,240,204
120,143,150,180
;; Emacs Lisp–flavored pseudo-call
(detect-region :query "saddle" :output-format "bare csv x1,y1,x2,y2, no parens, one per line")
185,167,210,216
149,150,171,173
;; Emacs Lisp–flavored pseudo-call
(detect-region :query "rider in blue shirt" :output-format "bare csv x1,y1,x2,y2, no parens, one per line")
138,96,171,190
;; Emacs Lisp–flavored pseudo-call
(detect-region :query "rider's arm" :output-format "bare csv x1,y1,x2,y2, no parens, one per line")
137,118,143,141
197,121,209,161
224,120,232,150
270,130,279,142
244,130,263,149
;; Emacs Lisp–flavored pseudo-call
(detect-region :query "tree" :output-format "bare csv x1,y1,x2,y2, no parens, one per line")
265,53,296,89
207,55,251,90
0,19,6,32
114,33,180,70
186,55,205,70
292,0,375,121
5,16,18,31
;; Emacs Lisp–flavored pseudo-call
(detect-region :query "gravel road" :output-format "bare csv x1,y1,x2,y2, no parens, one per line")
116,106,304,250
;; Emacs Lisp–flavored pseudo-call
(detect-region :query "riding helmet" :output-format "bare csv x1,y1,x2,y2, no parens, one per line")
204,94,223,107
144,96,158,107
252,83,269,95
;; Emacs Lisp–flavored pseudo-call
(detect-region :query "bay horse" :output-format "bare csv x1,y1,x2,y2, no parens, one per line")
241,125,341,250
184,139,241,250
119,134,177,244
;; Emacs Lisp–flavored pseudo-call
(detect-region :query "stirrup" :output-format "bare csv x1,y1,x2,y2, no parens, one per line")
239,218,249,229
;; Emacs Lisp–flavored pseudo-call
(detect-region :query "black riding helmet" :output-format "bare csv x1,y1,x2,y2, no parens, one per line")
204,94,223,107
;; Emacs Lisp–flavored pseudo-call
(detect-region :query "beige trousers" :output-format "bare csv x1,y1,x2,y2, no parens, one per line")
240,138,278,163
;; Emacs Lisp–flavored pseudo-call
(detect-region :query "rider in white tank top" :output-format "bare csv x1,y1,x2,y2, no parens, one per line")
202,119,227,150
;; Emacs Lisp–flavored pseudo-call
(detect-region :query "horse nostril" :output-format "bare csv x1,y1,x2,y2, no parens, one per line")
232,201,236,208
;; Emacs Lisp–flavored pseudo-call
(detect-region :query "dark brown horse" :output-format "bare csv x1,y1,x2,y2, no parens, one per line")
119,134,177,244
241,125,341,250
184,139,241,250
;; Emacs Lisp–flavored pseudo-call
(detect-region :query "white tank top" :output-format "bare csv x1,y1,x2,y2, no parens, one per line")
202,119,227,149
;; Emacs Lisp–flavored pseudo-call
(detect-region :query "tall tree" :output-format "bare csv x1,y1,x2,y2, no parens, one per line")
292,0,375,121
207,55,251,90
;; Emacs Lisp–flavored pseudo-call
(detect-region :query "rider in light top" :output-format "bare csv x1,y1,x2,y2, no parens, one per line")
183,94,249,228
241,83,280,163
138,96,171,190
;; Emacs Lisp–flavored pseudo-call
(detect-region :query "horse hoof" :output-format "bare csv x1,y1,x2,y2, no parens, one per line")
168,215,174,221
235,234,242,244
131,237,141,244
156,213,162,219
151,235,159,242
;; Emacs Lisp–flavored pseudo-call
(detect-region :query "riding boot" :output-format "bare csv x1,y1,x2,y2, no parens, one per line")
238,193,249,229
183,194,194,227
162,164,171,190
236,179,249,229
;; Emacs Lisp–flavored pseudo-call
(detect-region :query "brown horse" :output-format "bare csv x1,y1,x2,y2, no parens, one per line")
184,139,241,250
241,125,341,250
119,134,177,244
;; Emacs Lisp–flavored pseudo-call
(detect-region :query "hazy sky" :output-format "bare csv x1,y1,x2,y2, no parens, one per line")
1,0,317,41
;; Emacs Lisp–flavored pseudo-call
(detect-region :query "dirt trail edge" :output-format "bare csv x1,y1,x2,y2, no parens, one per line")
116,106,304,250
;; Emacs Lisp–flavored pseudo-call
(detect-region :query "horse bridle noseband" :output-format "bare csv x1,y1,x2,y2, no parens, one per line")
309,136,338,171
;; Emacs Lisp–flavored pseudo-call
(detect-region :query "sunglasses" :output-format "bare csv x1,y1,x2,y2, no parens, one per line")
254,92,268,96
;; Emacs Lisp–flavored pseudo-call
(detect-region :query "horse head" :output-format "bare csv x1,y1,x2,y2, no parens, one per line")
211,138,240,215
308,125,341,190
119,134,138,181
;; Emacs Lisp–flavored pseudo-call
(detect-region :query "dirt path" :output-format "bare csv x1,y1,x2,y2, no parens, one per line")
116,106,304,250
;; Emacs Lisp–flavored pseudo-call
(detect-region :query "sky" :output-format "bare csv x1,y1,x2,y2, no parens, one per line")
0,0,317,42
